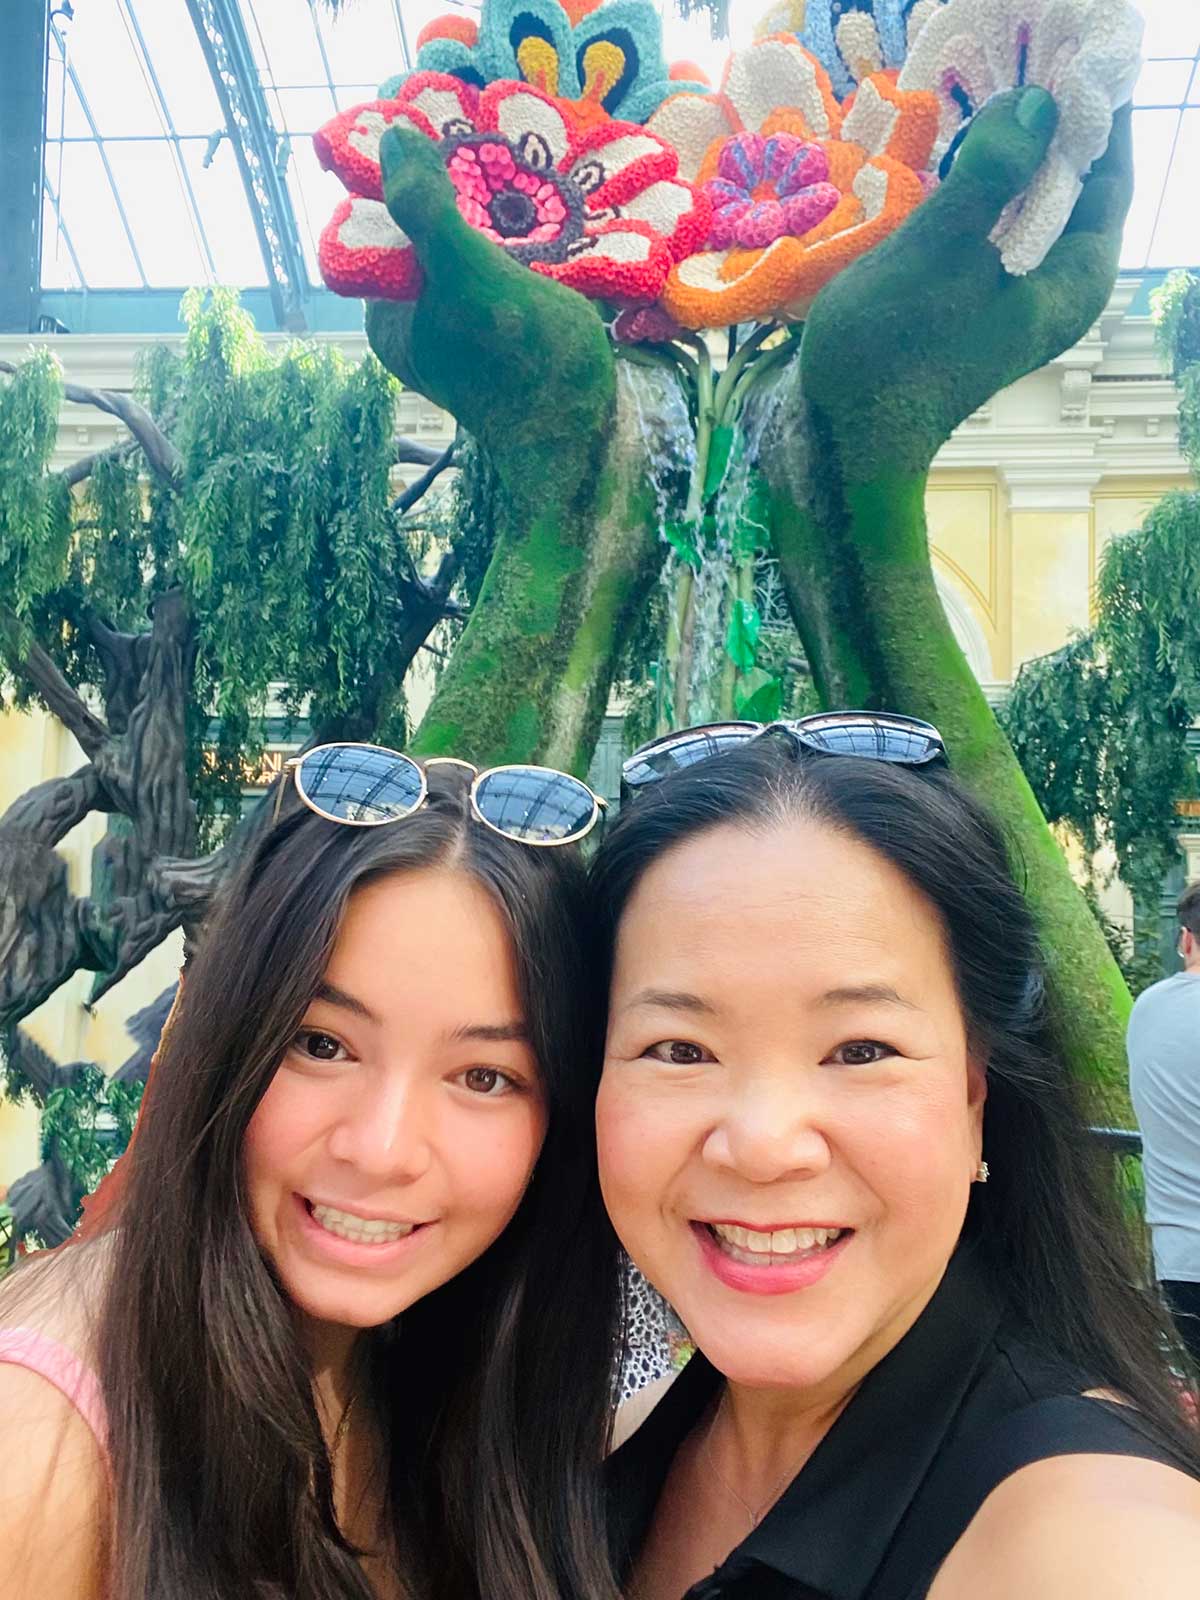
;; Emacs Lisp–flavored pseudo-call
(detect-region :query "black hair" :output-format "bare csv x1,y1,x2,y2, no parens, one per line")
76,764,619,1599
591,736,1200,1470
1179,881,1200,941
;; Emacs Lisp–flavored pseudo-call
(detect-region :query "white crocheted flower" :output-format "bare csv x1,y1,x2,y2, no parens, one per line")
898,0,1142,275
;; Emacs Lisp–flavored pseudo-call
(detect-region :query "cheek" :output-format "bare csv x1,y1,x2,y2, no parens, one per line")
842,1074,979,1217
243,1072,326,1198
451,1102,547,1224
595,1070,688,1220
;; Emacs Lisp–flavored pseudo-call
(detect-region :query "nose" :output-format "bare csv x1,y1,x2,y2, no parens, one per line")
702,1067,833,1185
326,1069,434,1184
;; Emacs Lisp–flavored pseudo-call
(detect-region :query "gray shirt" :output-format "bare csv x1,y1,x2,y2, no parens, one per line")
1128,970,1200,1282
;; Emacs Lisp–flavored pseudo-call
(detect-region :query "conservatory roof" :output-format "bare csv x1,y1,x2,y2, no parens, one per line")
35,0,1200,330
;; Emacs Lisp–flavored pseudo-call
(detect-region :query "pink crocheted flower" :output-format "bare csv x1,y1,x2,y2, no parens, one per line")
704,132,839,250
314,72,711,306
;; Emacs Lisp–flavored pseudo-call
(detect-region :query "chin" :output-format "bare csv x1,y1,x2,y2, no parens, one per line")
684,1304,864,1393
283,1271,412,1331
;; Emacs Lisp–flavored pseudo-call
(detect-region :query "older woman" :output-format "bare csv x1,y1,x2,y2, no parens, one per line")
593,716,1200,1600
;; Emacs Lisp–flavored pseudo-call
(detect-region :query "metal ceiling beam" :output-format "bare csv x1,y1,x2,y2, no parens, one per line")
185,0,310,330
1,0,49,331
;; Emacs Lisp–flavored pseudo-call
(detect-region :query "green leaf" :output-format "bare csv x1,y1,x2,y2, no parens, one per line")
736,669,783,722
704,423,735,504
725,597,761,672
664,520,702,571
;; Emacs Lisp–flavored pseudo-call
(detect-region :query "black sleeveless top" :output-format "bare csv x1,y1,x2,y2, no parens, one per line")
606,1248,1188,1600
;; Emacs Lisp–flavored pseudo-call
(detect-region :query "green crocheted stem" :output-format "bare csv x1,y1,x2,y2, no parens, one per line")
368,126,658,772
762,89,1136,1099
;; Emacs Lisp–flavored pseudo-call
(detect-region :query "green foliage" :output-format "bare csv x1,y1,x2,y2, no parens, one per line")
0,289,420,843
1153,271,1200,465
0,351,72,690
1004,269,1200,935
1002,633,1110,860
1003,498,1200,920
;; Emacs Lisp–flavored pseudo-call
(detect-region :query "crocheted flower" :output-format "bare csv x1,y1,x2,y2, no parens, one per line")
795,0,947,99
898,0,1143,274
704,132,839,250
315,73,710,306
612,303,685,343
401,0,710,128
649,37,938,329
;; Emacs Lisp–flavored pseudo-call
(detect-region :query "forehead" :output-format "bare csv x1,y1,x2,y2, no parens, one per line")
327,868,522,1004
611,819,954,1001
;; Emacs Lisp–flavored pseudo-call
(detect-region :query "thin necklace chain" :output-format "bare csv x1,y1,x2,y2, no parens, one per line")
702,1391,810,1532
330,1389,358,1461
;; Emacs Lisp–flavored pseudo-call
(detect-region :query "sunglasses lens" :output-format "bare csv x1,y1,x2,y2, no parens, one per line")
295,744,424,824
622,723,759,793
789,716,944,765
474,768,597,843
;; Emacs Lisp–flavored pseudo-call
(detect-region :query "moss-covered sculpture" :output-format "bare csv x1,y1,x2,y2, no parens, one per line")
315,0,1144,1096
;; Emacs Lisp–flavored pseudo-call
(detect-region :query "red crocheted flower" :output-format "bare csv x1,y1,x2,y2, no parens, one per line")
314,72,711,306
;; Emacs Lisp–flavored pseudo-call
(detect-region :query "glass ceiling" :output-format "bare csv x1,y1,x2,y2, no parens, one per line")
38,0,1200,302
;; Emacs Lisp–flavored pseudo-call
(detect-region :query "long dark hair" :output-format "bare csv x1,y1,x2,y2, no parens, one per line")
590,736,1200,1470
82,766,618,1599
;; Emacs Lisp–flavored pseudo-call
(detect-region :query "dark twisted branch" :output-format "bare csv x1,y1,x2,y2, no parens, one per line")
393,435,448,468
391,440,455,513
2,361,183,489
0,609,110,759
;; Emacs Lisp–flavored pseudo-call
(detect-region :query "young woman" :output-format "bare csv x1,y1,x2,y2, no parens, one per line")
593,717,1200,1600
0,749,619,1600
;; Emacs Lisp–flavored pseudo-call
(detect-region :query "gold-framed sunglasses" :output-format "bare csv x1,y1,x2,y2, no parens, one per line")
273,742,606,847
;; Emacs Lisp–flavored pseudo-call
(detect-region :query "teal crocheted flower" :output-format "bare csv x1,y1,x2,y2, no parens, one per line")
387,0,710,128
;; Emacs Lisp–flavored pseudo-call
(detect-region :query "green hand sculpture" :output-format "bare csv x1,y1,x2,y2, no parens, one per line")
760,88,1136,1097
367,126,664,771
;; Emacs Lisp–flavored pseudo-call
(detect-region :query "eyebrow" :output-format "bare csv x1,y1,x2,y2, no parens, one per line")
314,984,528,1044
448,1020,530,1044
816,984,919,1011
313,979,380,1024
621,988,717,1017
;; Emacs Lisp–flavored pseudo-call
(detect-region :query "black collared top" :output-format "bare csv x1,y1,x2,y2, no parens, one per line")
606,1247,1183,1600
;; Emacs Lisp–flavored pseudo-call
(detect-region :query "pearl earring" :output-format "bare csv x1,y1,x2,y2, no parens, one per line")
975,1160,990,1184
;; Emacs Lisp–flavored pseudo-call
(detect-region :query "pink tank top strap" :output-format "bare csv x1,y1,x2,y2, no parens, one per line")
0,1326,110,1461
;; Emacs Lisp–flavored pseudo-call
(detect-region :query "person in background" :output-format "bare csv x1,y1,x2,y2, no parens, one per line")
1129,880,1200,1367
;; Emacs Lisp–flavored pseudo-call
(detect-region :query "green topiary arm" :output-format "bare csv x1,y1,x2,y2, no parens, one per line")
368,126,661,771
760,89,1136,1099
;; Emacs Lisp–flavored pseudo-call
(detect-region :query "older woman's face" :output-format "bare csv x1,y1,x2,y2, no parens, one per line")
597,817,985,1401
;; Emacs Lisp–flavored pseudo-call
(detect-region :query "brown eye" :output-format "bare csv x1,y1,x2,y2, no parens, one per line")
294,1030,346,1062
646,1040,711,1065
461,1067,517,1096
832,1041,890,1066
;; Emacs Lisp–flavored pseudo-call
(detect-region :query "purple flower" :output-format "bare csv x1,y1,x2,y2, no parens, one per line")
703,131,839,251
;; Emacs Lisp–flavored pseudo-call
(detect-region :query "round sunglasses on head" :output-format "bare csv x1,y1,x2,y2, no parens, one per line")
275,743,605,847
620,712,947,802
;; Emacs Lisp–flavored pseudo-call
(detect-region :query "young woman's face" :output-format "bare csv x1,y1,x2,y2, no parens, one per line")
244,868,546,1333
597,818,985,1402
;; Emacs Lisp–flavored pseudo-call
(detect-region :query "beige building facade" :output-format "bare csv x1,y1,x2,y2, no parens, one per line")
0,275,1193,1184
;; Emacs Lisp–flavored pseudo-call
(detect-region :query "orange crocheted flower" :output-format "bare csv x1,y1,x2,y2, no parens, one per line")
648,36,938,330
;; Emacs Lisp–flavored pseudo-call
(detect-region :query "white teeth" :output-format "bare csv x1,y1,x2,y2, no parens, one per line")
310,1203,416,1245
709,1223,844,1262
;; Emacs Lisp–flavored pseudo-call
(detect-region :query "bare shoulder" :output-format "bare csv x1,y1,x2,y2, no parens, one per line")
611,1371,679,1452
929,1452,1200,1600
0,1345,110,1599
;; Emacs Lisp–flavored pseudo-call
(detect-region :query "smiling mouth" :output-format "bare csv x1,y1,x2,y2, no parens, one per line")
305,1199,426,1246
701,1222,850,1266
